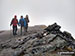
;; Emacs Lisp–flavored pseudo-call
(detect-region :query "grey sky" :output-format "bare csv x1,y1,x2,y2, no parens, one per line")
0,0,75,38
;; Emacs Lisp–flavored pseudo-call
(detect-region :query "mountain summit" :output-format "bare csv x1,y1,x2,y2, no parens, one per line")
0,23,75,56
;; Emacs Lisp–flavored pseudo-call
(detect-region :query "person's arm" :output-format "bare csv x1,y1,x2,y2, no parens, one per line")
10,19,13,26
16,19,18,24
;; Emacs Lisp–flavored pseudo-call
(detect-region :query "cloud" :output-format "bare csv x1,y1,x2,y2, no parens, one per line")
0,0,75,38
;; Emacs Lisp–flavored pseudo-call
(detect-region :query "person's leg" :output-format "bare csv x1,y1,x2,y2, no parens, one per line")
13,26,15,35
24,27,26,35
14,26,16,35
26,24,28,32
15,26,17,35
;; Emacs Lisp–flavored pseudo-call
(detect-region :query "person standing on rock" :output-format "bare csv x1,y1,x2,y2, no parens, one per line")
19,16,26,35
10,15,18,35
24,15,30,32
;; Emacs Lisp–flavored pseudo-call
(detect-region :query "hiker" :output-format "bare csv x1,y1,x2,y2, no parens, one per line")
24,15,30,32
10,15,18,35
19,16,26,35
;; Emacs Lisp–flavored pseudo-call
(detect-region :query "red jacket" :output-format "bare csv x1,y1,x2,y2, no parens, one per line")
11,18,18,26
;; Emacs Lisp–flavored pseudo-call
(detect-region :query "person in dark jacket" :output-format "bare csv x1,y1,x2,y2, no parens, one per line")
10,15,18,35
19,16,26,35
24,15,30,32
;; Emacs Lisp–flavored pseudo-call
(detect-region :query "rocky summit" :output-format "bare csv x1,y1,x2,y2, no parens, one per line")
0,23,75,56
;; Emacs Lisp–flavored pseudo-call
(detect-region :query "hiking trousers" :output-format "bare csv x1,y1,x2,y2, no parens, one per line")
20,26,26,35
13,26,17,35
26,23,28,32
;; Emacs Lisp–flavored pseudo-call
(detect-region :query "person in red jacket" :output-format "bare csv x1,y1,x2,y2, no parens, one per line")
10,15,18,35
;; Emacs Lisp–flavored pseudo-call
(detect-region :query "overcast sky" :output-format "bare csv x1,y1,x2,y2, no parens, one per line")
0,0,75,38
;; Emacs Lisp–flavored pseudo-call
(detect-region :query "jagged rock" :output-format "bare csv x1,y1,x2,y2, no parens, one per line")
0,42,10,48
0,23,75,56
23,33,39,43
26,44,56,55
43,34,56,43
24,54,31,56
31,38,46,47
0,48,14,56
63,31,74,40
44,23,61,33
0,39,11,49
0,44,2,49
13,48,24,56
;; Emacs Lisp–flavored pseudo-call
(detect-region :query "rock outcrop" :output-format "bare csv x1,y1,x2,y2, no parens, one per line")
0,23,75,56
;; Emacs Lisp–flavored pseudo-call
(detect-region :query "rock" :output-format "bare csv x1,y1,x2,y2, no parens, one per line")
50,35,68,48
0,48,14,56
44,23,61,32
0,42,11,48
0,23,75,56
63,31,74,40
23,33,39,43
13,48,23,56
27,44,56,55
0,44,2,49
32,39,46,47
24,54,31,56
43,34,56,43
